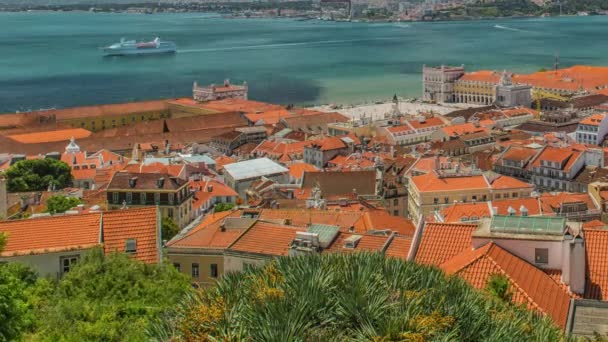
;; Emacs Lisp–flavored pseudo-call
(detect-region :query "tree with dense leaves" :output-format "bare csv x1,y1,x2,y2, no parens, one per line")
214,203,235,213
153,253,565,341
4,159,72,192
36,249,191,341
161,217,180,241
0,233,52,341
45,195,82,214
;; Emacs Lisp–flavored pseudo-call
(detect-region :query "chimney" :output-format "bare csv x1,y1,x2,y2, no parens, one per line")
569,234,586,295
491,207,498,216
561,230,573,285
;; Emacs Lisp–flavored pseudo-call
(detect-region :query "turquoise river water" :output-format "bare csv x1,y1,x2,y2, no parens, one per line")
1,12,608,112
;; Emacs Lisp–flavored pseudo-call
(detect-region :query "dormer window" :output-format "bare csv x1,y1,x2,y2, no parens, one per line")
125,239,137,253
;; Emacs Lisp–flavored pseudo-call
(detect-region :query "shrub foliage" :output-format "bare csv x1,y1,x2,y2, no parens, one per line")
153,253,564,341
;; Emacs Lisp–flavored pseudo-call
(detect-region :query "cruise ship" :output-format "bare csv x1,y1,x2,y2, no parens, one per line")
102,37,176,56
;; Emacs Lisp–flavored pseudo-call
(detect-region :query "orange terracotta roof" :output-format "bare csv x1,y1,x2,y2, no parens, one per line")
327,154,375,171
0,213,101,257
309,136,347,151
458,70,502,84
583,220,607,229
8,128,92,144
409,156,448,175
440,242,571,328
214,155,236,171
500,146,538,163
384,236,412,260
190,179,238,210
530,147,581,171
513,65,608,93
539,192,596,213
288,162,318,179
353,211,416,236
583,227,608,300
0,207,159,263
440,123,486,137
407,116,445,129
229,221,305,256
411,172,489,192
102,207,159,263
440,203,491,223
489,175,533,190
168,211,243,249
387,125,414,134
414,222,478,266
71,168,97,180
580,113,606,126
492,197,542,216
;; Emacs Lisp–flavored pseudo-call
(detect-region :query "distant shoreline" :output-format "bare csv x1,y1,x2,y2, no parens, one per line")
0,4,604,23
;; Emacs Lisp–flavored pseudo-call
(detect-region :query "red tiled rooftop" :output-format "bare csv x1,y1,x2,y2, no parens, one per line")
102,207,159,263
384,236,412,260
0,213,100,257
288,162,318,179
439,203,491,223
489,175,533,190
8,128,92,144
168,211,242,250
229,221,305,256
411,172,489,192
583,227,608,300
440,123,486,137
0,207,159,263
407,116,445,129
440,242,571,328
458,70,502,84
580,113,606,126
414,222,478,266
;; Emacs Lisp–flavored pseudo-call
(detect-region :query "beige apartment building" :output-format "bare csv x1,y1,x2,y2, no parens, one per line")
407,170,534,222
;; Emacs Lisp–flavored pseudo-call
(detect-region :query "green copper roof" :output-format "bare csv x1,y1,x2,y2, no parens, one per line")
490,215,565,236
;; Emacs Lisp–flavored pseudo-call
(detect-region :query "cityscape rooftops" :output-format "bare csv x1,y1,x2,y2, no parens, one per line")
414,222,478,266
579,113,606,126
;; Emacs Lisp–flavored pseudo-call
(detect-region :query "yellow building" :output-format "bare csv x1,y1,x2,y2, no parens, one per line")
454,70,501,105
165,213,252,285
407,170,533,223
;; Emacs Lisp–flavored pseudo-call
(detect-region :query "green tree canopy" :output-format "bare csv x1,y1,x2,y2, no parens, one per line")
45,195,82,214
161,217,180,241
0,234,52,341
36,249,191,341
153,253,564,341
5,158,72,192
214,202,235,213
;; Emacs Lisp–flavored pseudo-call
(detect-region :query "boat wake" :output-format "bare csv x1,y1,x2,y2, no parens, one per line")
494,24,526,32
179,37,401,53
395,23,411,29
